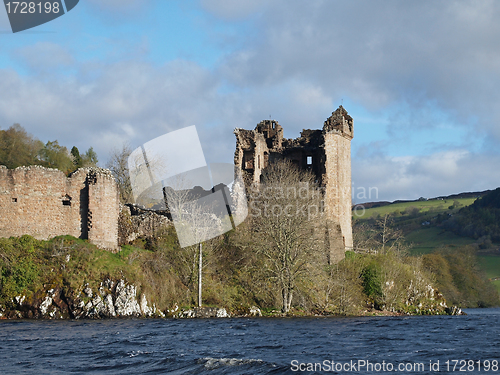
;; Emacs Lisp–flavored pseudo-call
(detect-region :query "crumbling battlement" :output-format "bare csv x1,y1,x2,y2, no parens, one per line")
323,105,353,135
234,105,354,263
0,165,120,250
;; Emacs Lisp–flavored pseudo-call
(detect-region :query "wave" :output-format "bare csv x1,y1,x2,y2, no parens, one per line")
199,357,264,369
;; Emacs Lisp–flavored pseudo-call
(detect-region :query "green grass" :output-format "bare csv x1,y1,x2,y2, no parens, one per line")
477,255,500,279
477,255,500,294
0,235,146,303
492,280,500,294
353,198,477,220
406,227,477,255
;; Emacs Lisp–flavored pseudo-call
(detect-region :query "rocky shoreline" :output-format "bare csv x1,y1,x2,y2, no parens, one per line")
0,279,164,319
0,277,464,319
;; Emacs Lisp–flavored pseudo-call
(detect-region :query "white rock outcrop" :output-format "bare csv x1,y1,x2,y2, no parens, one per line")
111,280,142,317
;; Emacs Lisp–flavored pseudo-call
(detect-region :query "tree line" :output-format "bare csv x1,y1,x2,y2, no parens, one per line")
0,124,98,174
441,188,500,243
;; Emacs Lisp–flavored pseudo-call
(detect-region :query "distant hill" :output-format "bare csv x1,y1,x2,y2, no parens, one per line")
355,201,392,209
355,190,491,210
351,189,500,252
435,190,492,201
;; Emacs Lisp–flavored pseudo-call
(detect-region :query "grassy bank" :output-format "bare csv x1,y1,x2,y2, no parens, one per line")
2,228,496,318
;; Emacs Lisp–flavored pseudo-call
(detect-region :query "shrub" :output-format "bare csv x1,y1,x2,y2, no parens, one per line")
362,262,383,307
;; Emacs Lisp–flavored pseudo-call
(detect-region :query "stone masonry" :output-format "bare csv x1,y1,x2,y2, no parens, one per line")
0,165,120,250
234,106,353,263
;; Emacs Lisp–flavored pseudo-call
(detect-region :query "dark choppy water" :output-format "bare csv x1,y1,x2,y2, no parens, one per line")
1,308,499,374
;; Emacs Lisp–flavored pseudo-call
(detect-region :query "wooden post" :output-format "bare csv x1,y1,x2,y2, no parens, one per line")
198,242,202,307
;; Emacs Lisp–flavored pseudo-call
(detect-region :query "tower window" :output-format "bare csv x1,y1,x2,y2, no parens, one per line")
307,156,313,165
62,195,72,206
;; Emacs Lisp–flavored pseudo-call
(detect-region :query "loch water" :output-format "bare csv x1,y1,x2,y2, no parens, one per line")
1,308,499,374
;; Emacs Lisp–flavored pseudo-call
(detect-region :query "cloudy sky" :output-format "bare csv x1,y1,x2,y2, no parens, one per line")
1,0,499,202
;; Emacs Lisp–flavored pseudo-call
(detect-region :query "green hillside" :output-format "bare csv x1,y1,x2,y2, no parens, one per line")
353,197,479,254
404,227,476,255
354,197,477,220
353,193,500,296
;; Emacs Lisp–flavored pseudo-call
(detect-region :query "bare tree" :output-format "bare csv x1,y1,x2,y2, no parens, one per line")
325,258,365,315
106,144,133,203
249,160,327,313
353,214,407,254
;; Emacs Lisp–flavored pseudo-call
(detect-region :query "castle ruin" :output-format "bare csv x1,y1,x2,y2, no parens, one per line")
234,105,353,262
0,166,120,250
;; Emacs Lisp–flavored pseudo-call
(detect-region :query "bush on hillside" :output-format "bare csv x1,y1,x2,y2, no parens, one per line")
422,246,499,307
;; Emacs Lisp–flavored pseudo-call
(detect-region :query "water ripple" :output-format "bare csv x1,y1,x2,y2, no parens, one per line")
0,308,499,374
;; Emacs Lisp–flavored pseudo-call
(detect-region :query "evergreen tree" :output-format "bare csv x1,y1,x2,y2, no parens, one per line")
70,146,82,168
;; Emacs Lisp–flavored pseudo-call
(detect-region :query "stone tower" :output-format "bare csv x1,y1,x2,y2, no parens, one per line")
322,106,354,262
234,105,354,263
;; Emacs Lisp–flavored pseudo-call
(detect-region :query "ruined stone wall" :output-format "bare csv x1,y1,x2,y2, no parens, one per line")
234,127,273,185
0,166,83,240
0,166,119,250
234,106,354,263
233,129,255,186
252,133,268,183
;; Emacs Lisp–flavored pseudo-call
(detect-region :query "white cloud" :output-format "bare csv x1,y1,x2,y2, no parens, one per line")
217,1,500,142
353,151,500,203
13,42,74,73
0,58,254,165
1,0,499,202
